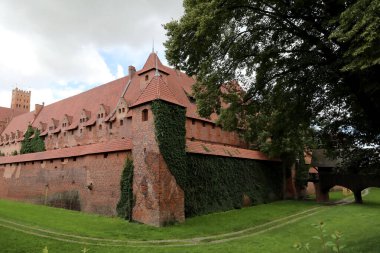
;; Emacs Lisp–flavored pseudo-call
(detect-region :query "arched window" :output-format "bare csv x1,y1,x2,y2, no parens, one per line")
142,109,148,122
99,124,102,130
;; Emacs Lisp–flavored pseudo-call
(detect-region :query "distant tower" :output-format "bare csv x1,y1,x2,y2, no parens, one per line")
11,88,31,113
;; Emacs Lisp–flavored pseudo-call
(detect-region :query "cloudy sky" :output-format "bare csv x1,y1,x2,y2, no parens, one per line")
0,0,183,108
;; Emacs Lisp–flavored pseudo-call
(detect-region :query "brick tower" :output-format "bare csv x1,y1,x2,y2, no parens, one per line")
11,88,31,113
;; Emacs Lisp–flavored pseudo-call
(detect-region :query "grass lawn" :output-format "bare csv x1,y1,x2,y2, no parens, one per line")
0,188,379,253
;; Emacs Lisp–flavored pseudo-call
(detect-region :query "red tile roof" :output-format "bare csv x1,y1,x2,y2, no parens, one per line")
0,53,229,142
186,140,279,161
130,75,183,108
0,107,14,121
0,139,132,164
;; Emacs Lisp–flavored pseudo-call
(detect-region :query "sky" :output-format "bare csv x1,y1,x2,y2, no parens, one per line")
0,0,184,109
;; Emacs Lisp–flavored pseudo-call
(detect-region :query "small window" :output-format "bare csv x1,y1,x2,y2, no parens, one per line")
99,124,102,130
118,108,121,113
192,119,195,125
50,160,53,163
97,114,100,118
145,74,149,81
122,108,125,113
202,122,206,127
61,158,64,162
71,130,74,135
120,119,123,126
212,124,215,129
109,122,113,129
101,113,104,118
88,126,92,132
73,157,77,161
142,109,148,121
104,153,108,158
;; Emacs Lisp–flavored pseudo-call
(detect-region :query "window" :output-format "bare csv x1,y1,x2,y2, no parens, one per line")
212,124,215,129
73,157,77,161
202,122,206,127
122,108,125,113
101,113,104,118
104,153,108,158
118,108,121,113
120,119,123,126
109,122,113,129
99,124,102,130
192,119,195,125
142,109,148,121
88,126,92,132
145,74,149,81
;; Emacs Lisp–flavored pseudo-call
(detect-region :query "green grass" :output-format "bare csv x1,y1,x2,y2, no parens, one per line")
0,188,379,253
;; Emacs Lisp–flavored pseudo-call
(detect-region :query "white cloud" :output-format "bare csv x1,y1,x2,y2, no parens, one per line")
116,65,125,79
0,0,183,108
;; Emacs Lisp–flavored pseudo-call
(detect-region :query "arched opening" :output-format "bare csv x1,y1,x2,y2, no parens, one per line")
142,109,148,122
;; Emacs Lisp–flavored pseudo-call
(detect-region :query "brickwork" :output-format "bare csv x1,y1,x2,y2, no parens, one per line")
11,88,31,113
0,151,129,216
131,104,184,226
185,118,245,147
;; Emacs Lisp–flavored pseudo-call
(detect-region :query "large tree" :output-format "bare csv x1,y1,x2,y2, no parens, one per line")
164,0,379,175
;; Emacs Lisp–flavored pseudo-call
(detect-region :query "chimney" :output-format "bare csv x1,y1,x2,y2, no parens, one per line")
128,66,136,79
34,103,44,116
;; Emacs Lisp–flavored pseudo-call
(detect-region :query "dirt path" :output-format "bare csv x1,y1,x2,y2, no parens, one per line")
0,190,366,248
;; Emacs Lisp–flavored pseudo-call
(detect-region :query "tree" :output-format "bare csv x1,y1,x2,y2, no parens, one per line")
20,125,34,154
164,0,379,170
20,125,46,154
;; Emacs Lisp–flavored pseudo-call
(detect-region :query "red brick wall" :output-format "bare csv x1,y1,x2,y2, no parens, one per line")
131,104,185,226
185,118,245,147
0,151,129,216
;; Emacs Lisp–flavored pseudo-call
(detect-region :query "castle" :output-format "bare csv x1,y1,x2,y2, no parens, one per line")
0,53,285,226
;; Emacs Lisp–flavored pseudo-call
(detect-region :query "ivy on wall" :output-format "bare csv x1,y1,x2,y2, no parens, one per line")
151,100,283,217
151,101,188,189
186,154,283,216
116,158,134,221
20,126,46,154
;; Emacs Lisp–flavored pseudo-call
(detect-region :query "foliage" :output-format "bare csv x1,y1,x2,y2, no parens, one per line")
11,150,18,156
186,154,283,216
294,221,346,253
151,100,188,189
20,125,46,154
164,0,380,174
151,100,283,216
20,125,34,154
116,158,134,221
32,129,46,152
330,0,380,71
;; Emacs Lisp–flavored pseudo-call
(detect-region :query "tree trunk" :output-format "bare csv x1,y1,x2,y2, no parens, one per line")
353,190,363,204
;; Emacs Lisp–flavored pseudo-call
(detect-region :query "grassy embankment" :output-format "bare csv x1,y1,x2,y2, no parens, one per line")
0,188,378,253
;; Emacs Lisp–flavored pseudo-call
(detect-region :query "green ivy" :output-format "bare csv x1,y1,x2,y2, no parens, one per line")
151,101,188,188
116,158,134,221
20,126,46,154
151,100,283,217
185,154,283,216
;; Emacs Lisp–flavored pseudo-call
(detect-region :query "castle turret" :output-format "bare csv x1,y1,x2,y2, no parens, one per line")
11,88,31,113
